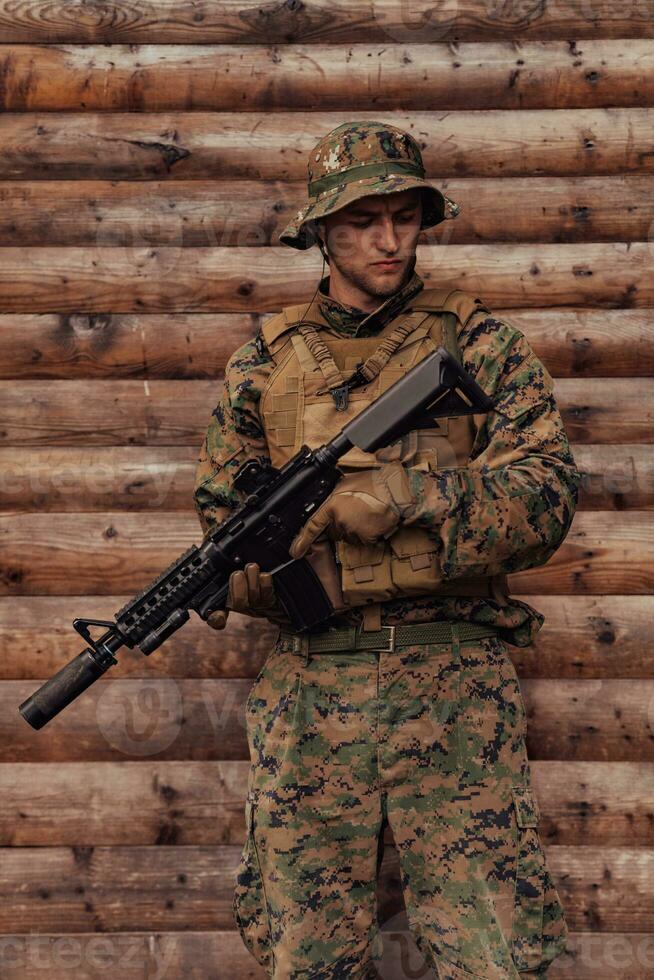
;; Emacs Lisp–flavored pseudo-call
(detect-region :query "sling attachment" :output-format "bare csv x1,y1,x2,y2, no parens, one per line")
296,315,428,411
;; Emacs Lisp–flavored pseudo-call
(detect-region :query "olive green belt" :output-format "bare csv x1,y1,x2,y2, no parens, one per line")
278,620,499,655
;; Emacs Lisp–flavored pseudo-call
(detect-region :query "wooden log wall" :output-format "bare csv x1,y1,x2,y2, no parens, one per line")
1,2,653,976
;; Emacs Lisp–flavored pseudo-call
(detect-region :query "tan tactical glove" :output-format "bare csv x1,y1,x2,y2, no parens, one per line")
206,562,281,630
289,461,416,559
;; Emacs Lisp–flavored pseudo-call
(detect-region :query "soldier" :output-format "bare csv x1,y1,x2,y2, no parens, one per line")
194,121,582,979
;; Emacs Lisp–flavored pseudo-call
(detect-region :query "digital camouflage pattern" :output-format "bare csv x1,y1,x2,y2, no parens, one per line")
278,120,460,250
194,269,582,649
233,630,568,977
197,117,580,975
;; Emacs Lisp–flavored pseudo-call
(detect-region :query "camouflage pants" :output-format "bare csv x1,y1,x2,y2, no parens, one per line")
233,625,569,979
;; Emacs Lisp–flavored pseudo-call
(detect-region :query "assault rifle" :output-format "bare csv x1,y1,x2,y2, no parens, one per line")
18,348,494,730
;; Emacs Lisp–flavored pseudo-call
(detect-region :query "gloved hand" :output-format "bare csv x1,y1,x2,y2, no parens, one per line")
206,562,281,630
289,461,416,559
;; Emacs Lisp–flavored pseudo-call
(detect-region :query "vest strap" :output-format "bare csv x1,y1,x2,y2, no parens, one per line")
291,309,434,411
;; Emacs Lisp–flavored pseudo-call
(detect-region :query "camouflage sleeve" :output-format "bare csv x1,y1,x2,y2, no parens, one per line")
402,313,582,578
193,336,274,534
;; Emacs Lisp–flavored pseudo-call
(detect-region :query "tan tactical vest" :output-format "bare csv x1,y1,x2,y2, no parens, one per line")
259,286,509,609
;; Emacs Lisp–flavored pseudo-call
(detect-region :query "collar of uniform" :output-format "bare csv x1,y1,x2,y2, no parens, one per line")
317,268,425,338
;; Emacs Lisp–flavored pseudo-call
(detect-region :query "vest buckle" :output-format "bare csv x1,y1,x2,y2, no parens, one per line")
329,383,350,411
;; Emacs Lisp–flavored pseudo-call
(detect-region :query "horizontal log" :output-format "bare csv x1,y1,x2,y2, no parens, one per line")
3,595,654,682
515,595,654,679
0,596,277,681
0,305,652,380
0,378,651,448
0,243,650,314
3,678,653,762
573,445,654,510
0,444,650,512
0,310,252,379
0,380,218,447
1,175,653,249
547,847,654,935
522,679,654,762
1,760,651,848
0,844,238,933
510,511,654,596
0,108,651,180
0,447,199,511
1,41,652,112
0,1,651,43
1,512,652,596
0,931,652,980
532,761,654,847
500,308,654,378
0,841,649,934
0,507,649,593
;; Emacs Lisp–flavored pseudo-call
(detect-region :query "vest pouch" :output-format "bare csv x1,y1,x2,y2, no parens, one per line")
336,539,396,604
387,525,442,593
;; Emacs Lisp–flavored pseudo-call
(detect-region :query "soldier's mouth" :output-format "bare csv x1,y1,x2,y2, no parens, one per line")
372,260,402,270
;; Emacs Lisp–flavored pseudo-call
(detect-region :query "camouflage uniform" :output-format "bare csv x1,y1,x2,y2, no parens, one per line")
194,122,581,978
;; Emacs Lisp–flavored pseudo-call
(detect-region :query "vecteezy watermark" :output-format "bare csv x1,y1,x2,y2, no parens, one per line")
375,911,437,979
0,934,177,978
95,666,183,756
0,454,180,509
373,917,654,976
92,200,186,279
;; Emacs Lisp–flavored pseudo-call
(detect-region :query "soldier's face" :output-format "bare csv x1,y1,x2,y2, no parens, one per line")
318,188,422,299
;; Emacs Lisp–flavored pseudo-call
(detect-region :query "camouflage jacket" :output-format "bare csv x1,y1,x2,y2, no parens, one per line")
194,271,582,647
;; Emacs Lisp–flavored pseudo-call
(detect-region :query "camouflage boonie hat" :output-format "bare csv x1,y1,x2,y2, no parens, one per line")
278,120,460,250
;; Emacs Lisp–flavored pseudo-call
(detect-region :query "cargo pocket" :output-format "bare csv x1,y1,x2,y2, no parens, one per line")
510,783,569,974
233,791,274,971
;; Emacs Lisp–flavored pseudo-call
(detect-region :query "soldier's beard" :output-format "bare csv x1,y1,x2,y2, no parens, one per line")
329,249,416,302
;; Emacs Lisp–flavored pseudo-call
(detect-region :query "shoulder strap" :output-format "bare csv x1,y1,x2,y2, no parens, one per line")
260,304,326,361
409,287,491,366
410,286,490,324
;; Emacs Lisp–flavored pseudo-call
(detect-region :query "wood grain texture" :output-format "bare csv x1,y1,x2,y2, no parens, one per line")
498,308,654,377
1,511,653,596
0,1,651,44
0,307,652,380
1,41,652,112
0,930,651,979
0,242,650,313
2,595,653,681
0,444,650,512
0,378,651,447
1,760,652,847
0,596,277,681
0,311,255,379
0,842,649,933
1,176,653,248
0,109,651,180
512,511,654,595
3,678,653,762
0,9,651,968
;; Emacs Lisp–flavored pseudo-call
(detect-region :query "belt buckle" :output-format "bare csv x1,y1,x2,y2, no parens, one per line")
380,625,396,652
